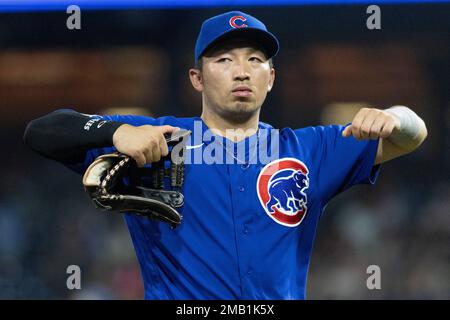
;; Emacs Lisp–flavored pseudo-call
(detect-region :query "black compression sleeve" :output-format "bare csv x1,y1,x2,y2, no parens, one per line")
23,109,125,163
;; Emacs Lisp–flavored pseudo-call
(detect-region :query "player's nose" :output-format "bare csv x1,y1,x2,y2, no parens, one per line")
232,62,251,81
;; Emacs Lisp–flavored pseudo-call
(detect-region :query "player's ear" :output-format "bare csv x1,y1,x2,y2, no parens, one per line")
267,67,275,92
189,68,203,92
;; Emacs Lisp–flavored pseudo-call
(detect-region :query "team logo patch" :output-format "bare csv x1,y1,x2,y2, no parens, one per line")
257,158,309,227
229,15,248,28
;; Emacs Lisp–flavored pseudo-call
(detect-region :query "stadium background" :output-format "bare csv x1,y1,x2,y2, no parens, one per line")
0,1,448,299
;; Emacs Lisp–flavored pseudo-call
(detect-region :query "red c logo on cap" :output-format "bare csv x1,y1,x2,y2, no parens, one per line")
229,15,248,28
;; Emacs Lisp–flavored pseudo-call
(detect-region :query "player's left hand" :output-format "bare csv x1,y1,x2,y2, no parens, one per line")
342,107,401,140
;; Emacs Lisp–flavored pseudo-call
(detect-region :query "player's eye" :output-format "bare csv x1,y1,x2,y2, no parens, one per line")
217,57,231,63
249,56,263,62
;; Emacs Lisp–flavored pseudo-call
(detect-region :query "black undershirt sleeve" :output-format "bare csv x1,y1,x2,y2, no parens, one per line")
23,109,125,163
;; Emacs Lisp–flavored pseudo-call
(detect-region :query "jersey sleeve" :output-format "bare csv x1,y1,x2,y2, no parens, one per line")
310,124,381,205
63,114,177,175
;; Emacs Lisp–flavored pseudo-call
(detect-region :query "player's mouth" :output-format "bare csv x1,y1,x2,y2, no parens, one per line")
231,86,253,97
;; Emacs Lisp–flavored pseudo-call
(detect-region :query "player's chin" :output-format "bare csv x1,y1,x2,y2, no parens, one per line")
232,100,259,113
231,97,257,108
222,101,259,123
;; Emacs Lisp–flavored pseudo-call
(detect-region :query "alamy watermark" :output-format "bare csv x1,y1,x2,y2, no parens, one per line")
66,5,81,30
366,265,381,290
66,265,81,290
366,5,381,30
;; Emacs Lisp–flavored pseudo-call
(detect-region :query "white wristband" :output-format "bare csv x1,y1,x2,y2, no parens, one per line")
384,106,422,144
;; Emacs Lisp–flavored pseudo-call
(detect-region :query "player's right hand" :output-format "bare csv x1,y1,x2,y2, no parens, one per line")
112,124,180,167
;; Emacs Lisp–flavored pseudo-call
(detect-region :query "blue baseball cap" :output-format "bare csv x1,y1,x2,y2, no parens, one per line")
195,11,279,64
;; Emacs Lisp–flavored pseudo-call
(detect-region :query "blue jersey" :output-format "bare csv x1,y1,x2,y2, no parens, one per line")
66,114,381,300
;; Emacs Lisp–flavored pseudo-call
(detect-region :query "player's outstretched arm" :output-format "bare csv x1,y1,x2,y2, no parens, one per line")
23,109,124,163
341,106,428,165
23,109,179,166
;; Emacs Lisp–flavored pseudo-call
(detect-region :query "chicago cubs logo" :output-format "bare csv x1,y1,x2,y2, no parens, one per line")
229,15,248,28
257,158,309,227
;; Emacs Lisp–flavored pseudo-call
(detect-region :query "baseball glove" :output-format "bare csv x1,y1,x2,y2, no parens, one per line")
82,129,191,229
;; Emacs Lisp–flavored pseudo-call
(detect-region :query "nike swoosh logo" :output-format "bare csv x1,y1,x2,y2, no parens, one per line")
186,143,204,150
97,121,107,128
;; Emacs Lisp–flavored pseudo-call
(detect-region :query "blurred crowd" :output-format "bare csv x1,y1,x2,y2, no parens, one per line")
0,156,143,299
308,169,449,299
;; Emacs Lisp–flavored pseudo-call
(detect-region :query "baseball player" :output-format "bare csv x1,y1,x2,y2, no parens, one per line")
24,11,427,299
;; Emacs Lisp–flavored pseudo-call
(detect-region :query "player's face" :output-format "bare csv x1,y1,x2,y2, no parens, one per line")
190,40,275,123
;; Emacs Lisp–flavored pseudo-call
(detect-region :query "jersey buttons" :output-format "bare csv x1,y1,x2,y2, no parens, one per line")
238,186,245,192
